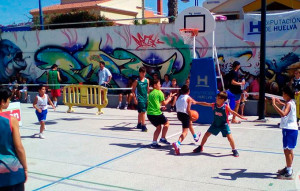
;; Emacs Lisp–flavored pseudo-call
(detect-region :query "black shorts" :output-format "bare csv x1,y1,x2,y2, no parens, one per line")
177,112,190,128
1,182,24,191
123,90,131,95
147,114,168,127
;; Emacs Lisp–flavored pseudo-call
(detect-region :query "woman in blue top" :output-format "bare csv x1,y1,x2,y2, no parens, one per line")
0,86,27,191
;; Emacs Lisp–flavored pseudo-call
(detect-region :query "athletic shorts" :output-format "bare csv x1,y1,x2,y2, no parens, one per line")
177,112,190,128
282,129,298,150
51,89,61,97
0,182,24,191
147,114,168,127
137,101,147,113
208,124,231,137
36,109,48,122
233,93,241,102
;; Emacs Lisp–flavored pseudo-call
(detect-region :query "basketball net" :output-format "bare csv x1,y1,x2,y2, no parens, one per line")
179,28,199,44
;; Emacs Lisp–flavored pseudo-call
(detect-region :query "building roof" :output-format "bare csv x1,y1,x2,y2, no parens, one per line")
30,0,139,17
243,0,300,12
30,0,110,14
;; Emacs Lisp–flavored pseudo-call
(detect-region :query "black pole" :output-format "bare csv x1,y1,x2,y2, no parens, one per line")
258,0,266,120
39,0,44,30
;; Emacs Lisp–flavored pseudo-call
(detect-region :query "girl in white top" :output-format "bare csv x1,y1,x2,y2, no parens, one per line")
272,86,298,179
33,85,55,139
172,85,201,155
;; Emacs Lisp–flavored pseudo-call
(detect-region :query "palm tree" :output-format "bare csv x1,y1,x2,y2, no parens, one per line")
168,0,178,23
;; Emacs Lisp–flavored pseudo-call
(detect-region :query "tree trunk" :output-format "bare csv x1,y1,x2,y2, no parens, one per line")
168,0,178,23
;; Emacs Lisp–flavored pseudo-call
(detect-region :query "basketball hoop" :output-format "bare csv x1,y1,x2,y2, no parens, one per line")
179,28,199,44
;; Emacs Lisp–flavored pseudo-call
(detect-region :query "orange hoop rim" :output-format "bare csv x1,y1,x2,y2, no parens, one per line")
179,28,199,37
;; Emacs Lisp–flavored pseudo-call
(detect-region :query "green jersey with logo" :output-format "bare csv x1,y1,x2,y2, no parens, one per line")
48,70,60,90
136,78,148,103
212,103,229,127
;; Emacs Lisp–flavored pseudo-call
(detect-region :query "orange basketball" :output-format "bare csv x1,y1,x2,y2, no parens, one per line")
190,110,199,122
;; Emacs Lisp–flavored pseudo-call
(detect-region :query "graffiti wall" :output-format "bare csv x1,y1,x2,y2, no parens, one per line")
1,20,299,94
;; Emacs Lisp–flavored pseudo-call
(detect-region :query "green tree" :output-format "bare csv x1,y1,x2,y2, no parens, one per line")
168,0,178,23
48,11,114,29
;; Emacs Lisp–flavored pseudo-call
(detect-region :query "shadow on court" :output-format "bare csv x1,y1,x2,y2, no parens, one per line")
255,124,279,129
102,122,140,131
213,169,277,180
33,121,58,125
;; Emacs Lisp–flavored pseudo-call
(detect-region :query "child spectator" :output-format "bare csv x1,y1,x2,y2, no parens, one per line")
169,78,180,111
162,74,171,96
18,78,28,102
117,78,135,110
272,86,298,179
33,85,55,139
193,91,247,157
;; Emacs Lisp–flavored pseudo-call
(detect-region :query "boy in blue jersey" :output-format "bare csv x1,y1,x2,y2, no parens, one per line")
193,91,247,157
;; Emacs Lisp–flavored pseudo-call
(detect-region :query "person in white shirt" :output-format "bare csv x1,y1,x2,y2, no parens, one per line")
33,85,55,139
98,61,112,103
272,85,298,180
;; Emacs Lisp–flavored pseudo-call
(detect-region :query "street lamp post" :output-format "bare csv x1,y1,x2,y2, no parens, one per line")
39,0,44,30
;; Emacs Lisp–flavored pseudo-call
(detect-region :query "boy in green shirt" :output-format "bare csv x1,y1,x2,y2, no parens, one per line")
147,79,176,148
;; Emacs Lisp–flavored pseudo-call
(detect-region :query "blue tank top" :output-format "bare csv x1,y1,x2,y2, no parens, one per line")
0,112,25,187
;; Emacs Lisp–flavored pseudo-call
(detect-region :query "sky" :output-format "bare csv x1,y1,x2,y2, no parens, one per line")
0,0,205,26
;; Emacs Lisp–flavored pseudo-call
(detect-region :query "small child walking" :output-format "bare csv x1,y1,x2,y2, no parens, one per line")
272,86,298,179
172,85,201,155
193,91,247,157
33,85,55,139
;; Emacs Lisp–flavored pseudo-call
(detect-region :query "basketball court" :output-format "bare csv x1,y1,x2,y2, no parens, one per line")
19,104,300,191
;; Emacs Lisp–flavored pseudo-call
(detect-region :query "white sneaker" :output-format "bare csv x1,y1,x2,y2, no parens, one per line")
124,104,128,110
32,133,39,138
117,104,121,109
39,133,45,139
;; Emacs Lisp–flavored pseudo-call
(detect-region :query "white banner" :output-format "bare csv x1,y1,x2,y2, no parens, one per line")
3,102,23,126
244,10,300,42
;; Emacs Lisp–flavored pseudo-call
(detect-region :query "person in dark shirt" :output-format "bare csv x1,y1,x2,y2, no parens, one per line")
228,61,245,124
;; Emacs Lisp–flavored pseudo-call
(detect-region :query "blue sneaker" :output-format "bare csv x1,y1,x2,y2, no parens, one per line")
150,143,161,149
159,138,170,145
136,123,142,129
232,149,239,157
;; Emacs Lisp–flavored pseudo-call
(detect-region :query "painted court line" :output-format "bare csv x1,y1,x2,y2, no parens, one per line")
32,147,144,191
22,127,151,143
32,130,184,190
204,145,300,157
30,172,141,191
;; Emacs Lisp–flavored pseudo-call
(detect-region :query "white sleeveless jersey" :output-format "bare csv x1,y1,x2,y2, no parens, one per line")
176,94,189,114
36,94,48,110
280,100,298,130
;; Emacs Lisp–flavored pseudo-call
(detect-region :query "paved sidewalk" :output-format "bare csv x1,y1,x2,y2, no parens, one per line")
19,103,300,191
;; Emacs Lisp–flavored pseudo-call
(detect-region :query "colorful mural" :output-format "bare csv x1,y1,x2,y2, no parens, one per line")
0,20,299,95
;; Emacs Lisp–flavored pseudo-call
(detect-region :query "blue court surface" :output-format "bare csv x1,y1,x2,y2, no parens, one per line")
19,103,300,191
